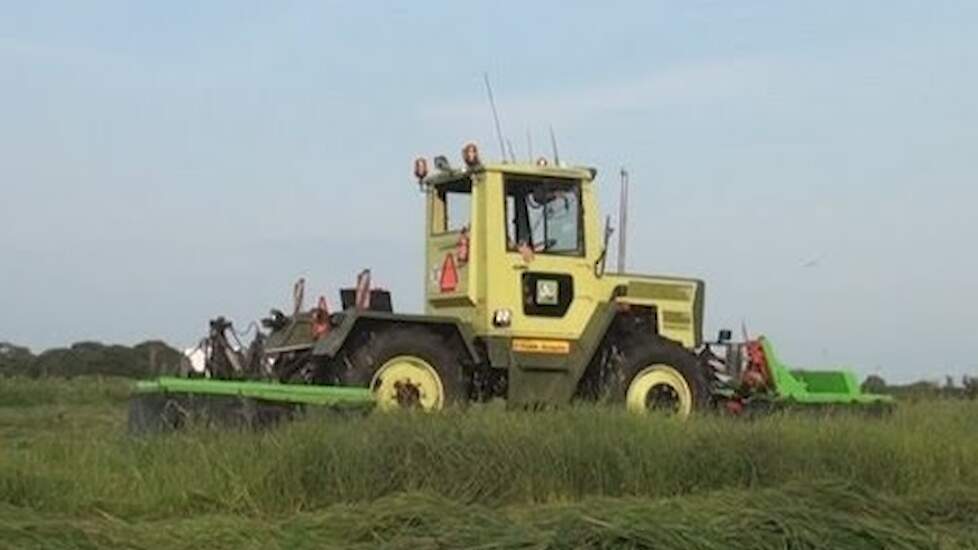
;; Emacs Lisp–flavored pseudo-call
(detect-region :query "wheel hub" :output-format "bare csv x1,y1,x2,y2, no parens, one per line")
370,355,445,411
392,379,423,408
645,383,682,414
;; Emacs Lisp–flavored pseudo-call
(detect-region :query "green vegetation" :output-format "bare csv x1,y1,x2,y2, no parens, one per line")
1,376,977,548
0,341,183,379
861,374,978,401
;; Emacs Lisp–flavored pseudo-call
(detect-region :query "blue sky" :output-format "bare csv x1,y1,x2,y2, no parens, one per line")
1,2,975,382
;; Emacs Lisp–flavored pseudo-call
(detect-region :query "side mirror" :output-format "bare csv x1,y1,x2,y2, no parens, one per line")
718,329,732,343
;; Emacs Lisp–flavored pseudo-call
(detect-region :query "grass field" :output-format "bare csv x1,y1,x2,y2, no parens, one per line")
1,376,976,549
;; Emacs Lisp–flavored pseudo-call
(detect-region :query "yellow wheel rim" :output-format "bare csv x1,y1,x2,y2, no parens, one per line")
370,355,445,411
626,364,693,418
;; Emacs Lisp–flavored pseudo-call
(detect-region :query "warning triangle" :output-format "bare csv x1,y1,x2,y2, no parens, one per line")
439,253,458,292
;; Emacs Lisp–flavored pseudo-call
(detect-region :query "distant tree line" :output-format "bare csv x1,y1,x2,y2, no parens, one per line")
862,374,978,400
0,340,184,379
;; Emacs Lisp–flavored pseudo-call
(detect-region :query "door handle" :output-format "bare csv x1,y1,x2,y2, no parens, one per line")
512,263,528,271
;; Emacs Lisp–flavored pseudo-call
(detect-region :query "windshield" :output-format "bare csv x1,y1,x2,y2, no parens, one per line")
505,177,583,255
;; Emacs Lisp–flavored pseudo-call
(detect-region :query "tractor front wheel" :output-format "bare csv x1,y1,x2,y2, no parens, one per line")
615,336,710,419
345,327,464,411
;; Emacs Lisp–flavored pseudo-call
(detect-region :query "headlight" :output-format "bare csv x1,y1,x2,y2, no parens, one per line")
492,308,512,328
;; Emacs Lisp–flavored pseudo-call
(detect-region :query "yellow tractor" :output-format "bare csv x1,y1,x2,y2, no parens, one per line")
130,143,888,431
399,145,706,414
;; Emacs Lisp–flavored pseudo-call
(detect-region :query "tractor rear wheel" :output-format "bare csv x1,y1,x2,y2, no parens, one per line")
345,327,464,411
614,335,710,419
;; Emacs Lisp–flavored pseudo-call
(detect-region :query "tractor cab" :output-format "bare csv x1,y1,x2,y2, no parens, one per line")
418,146,606,344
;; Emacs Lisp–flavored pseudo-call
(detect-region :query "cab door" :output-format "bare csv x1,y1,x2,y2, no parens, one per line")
499,175,599,341
425,176,477,323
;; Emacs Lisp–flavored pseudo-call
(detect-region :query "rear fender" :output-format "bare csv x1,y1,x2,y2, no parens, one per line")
311,311,481,365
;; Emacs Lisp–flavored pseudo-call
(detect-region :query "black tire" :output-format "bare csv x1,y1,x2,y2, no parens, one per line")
344,327,465,410
611,335,711,417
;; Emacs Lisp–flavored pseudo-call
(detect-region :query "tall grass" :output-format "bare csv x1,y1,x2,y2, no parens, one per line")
1,377,976,517
0,375,131,408
1,376,977,548
1,482,976,549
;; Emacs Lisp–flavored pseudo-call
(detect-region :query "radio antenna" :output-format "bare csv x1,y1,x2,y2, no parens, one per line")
548,124,561,165
505,138,517,163
526,128,533,162
483,72,507,161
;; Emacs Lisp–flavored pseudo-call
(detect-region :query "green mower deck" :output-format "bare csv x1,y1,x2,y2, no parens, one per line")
759,337,893,407
129,377,374,434
134,377,374,406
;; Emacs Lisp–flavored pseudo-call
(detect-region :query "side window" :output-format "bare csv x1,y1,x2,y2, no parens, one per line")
505,178,583,255
444,190,471,232
433,179,472,233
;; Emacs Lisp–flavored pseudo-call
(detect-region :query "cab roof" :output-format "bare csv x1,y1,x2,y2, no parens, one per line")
424,162,596,188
